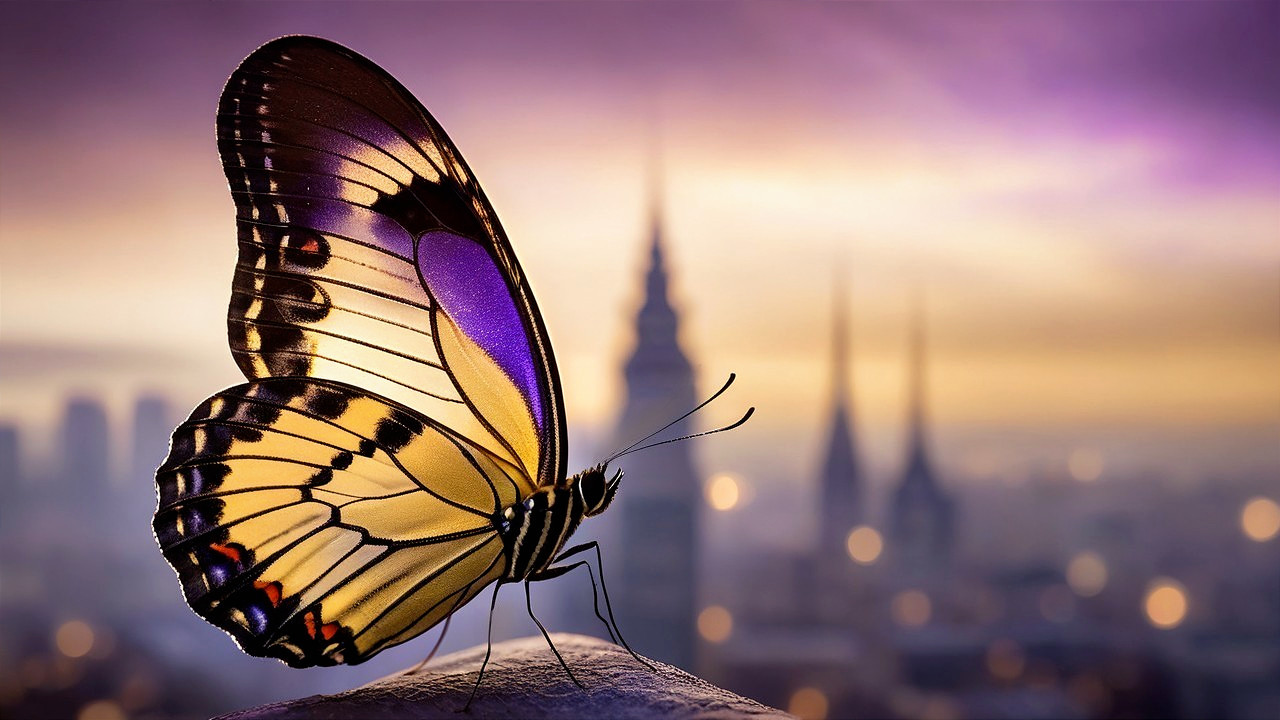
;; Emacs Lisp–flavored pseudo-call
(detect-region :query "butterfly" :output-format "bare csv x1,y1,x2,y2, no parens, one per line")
152,35,749,692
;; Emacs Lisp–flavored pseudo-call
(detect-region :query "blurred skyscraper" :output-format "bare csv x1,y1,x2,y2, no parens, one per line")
127,393,175,544
132,393,173,484
817,276,863,556
0,423,18,529
60,396,111,490
888,300,955,574
612,201,701,671
0,423,18,489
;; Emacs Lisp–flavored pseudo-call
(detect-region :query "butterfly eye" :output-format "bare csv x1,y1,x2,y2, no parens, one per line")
578,470,608,515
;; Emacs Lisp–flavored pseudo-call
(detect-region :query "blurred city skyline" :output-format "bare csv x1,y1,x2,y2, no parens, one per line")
1,6,1278,716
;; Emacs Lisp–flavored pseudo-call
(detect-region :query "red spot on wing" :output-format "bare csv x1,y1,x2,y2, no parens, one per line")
209,543,242,565
299,235,320,253
254,580,283,606
304,611,318,638
320,622,339,641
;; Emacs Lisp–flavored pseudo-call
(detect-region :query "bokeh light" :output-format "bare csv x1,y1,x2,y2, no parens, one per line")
697,605,733,644
77,700,126,720
1241,497,1280,542
705,473,741,512
1144,579,1188,629
18,657,47,689
1038,584,1075,623
845,525,883,565
118,670,160,711
1066,551,1108,597
54,620,94,659
919,696,962,720
891,590,932,627
986,638,1025,681
788,687,829,720
1068,448,1105,482
1069,673,1113,716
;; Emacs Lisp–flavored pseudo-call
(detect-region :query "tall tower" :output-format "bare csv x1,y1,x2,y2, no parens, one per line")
818,276,862,556
0,423,19,531
889,298,955,572
61,396,111,490
0,423,18,493
132,394,173,485
612,195,701,671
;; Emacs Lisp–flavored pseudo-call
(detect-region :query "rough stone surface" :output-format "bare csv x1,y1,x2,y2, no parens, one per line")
216,634,794,719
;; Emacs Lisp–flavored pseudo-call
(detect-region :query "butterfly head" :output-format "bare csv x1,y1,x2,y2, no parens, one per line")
573,464,622,517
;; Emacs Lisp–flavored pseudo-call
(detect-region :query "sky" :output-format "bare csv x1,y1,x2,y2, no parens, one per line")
1,1,1278,483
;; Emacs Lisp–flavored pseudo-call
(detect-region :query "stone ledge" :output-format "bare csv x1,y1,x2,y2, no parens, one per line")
216,633,794,719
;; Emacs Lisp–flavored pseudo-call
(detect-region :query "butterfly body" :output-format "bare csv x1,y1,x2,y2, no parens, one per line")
501,466,620,582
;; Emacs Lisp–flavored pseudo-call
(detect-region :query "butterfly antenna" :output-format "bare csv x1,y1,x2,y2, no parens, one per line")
611,407,754,461
606,373,740,464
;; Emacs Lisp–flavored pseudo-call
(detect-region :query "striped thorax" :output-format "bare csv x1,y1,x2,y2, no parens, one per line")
500,464,622,580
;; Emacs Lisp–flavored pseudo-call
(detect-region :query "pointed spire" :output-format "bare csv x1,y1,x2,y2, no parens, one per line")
641,138,671,314
889,289,955,569
900,290,934,483
647,134,664,238
832,268,849,401
819,268,862,546
623,143,693,403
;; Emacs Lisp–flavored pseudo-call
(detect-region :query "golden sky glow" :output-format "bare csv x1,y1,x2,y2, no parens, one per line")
1,2,1277,482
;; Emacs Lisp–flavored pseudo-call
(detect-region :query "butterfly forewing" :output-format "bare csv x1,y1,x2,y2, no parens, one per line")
217,36,564,486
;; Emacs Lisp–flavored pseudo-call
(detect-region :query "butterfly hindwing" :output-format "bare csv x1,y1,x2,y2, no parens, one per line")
217,36,564,487
153,377,514,666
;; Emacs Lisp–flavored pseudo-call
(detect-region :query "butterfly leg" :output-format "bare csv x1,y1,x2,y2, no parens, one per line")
550,541,655,671
530,560,617,643
524,579,583,688
462,580,505,712
405,610,452,676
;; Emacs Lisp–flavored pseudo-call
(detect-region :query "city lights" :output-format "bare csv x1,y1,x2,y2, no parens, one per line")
1038,584,1075,623
1066,551,1108,597
697,605,733,644
985,639,1025,681
1068,673,1112,716
77,700,126,720
788,687,829,720
705,473,741,512
891,590,932,627
1241,497,1280,542
54,620,94,659
845,525,883,565
1143,579,1188,629
1068,448,1105,483
118,670,160,711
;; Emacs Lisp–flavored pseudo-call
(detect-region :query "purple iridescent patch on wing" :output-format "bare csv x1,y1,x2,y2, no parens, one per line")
417,230,543,429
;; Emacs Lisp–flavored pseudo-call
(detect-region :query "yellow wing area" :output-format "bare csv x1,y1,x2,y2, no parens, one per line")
153,377,515,667
434,308,542,483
